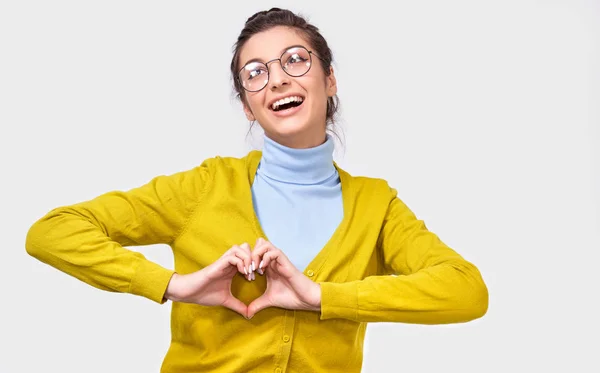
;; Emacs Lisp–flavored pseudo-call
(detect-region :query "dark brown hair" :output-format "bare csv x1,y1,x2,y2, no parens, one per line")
230,8,343,145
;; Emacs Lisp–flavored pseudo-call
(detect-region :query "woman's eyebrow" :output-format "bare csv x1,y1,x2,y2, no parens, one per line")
241,44,306,67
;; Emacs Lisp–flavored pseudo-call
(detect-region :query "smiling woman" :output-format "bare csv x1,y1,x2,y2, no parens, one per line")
230,11,340,149
24,7,489,373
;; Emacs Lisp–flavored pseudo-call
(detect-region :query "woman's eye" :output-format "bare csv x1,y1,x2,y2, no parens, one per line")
288,54,306,64
248,69,266,80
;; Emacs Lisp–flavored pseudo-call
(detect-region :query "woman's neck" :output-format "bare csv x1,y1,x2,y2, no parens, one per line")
258,132,336,185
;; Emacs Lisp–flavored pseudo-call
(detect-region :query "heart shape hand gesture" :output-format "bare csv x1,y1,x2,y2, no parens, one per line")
163,238,321,319
247,238,321,318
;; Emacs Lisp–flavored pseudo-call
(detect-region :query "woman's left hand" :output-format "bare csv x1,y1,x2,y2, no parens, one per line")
247,238,321,319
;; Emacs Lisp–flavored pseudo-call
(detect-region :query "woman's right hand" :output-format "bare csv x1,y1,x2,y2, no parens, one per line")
163,243,254,318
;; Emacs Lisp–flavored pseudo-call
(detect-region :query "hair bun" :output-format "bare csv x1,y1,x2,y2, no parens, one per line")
245,7,285,25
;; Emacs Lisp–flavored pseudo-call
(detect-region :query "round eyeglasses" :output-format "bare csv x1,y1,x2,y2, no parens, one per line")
237,45,324,92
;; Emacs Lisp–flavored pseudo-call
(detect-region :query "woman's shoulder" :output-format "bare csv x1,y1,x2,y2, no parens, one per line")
175,150,258,175
164,150,262,191
333,163,395,197
193,150,262,176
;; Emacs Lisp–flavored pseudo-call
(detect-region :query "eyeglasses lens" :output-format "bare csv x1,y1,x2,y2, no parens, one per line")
239,47,312,92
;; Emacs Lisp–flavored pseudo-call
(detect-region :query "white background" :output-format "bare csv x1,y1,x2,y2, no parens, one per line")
1,1,599,372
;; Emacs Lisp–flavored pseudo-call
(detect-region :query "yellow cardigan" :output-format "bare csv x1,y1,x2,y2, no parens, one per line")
26,150,488,373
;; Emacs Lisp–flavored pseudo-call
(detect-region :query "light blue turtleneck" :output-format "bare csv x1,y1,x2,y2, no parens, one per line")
251,133,343,272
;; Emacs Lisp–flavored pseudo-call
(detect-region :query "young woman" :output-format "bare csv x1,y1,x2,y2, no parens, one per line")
26,8,488,373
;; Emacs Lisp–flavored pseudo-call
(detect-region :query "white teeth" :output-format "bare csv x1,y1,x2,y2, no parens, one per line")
271,96,304,110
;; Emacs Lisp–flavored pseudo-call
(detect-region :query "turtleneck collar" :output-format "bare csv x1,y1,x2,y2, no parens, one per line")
258,133,336,185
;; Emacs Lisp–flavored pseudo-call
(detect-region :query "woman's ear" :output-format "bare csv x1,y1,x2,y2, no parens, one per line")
326,66,337,97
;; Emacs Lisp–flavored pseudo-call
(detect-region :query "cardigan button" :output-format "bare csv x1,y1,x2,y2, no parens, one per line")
275,368,282,373
307,270,315,277
283,335,290,342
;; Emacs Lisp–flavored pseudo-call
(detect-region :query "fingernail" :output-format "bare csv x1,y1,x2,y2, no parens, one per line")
252,261,255,272
244,267,247,275
259,260,263,269
257,268,263,275
251,272,255,281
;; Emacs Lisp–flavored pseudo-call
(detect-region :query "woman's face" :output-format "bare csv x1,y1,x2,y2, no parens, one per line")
238,26,337,148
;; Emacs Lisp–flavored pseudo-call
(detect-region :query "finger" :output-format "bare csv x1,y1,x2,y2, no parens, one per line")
247,294,271,319
222,295,249,319
224,255,246,276
260,249,287,270
261,250,297,278
252,238,275,274
238,243,253,275
231,244,252,278
205,255,239,281
250,238,268,274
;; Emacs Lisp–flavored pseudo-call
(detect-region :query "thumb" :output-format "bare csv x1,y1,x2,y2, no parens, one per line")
247,294,272,319
222,295,249,319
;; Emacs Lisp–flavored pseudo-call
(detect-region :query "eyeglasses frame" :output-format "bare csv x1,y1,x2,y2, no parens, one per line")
237,45,325,92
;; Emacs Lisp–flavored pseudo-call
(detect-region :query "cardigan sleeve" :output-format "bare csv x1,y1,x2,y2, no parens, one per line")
25,161,212,304
319,186,489,323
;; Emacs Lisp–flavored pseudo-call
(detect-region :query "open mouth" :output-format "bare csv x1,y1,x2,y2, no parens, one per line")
273,100,303,112
270,96,305,112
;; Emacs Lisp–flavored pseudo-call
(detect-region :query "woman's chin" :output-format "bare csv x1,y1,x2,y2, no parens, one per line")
265,123,326,148
267,119,310,136
268,130,306,145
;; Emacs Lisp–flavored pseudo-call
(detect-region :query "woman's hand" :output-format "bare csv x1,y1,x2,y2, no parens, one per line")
247,238,321,319
163,243,254,318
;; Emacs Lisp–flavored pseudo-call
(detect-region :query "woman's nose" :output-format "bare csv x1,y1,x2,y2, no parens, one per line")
268,62,290,90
